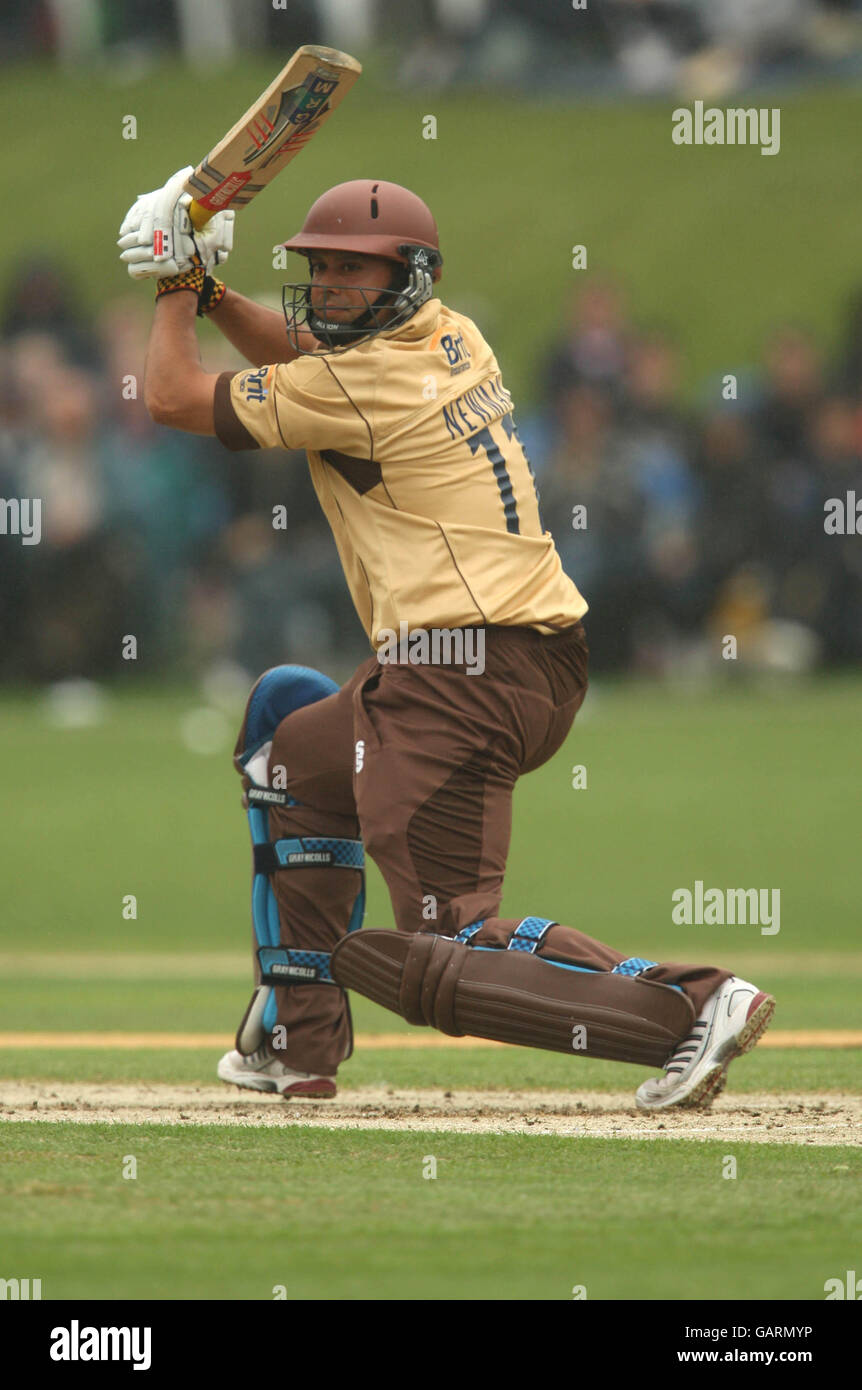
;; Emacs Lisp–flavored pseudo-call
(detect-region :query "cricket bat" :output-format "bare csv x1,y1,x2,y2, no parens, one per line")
184,45,362,230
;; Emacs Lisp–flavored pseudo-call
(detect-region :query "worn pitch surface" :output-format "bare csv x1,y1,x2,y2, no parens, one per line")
2,1081,860,1145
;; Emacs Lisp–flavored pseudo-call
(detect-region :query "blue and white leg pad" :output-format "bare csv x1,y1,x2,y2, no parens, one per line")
235,666,365,1051
248,819,365,992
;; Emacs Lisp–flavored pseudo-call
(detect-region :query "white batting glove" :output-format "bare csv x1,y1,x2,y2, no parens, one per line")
117,166,235,280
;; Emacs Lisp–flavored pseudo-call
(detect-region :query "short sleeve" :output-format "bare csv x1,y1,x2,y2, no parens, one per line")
214,357,370,455
214,365,276,451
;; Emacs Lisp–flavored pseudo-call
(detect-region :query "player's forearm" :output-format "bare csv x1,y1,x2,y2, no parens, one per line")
144,292,215,433
207,287,298,367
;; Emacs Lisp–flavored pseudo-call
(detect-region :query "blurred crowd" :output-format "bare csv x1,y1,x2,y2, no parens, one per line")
1,262,861,686
0,267,359,685
3,0,862,95
533,280,862,674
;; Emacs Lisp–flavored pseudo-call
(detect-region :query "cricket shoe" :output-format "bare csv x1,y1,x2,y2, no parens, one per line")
217,1046,336,1099
635,976,775,1112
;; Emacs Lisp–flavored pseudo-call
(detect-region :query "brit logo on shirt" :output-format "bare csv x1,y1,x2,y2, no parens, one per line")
439,331,471,376
241,366,270,403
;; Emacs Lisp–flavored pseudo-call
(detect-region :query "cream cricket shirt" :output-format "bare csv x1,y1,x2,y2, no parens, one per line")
214,298,588,646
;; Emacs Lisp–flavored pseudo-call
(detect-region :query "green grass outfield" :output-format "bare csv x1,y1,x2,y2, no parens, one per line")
0,1124,858,1301
0,679,860,1299
0,675,858,965
1,62,860,402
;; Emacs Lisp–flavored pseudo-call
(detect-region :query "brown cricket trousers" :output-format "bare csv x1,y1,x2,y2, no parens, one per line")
235,622,731,1075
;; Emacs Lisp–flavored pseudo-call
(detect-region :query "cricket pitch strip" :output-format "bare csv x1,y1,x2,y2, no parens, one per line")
1,1083,860,1145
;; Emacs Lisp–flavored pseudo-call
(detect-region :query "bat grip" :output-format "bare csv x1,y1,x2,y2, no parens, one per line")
188,199,213,231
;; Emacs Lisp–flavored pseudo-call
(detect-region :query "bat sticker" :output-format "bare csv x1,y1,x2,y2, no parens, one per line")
241,72,340,168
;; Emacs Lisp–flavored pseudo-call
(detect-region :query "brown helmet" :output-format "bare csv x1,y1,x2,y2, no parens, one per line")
281,179,442,281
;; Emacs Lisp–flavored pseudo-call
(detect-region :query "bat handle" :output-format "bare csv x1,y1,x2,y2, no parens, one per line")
188,199,213,231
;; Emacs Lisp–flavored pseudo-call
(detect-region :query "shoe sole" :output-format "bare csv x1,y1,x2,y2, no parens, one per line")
678,991,776,1110
637,991,776,1113
218,1071,336,1099
281,1080,337,1100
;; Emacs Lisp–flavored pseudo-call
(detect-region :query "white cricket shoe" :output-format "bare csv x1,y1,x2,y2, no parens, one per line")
635,976,775,1112
217,1046,336,1099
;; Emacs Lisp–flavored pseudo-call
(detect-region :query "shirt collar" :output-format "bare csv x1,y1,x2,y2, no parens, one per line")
379,297,441,343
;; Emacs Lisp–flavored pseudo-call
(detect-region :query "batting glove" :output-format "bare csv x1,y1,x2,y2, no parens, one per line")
118,166,235,280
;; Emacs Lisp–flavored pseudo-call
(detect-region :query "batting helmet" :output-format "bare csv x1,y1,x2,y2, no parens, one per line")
280,179,443,352
281,179,442,279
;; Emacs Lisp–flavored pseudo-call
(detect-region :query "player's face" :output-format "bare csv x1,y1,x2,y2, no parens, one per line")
308,252,399,323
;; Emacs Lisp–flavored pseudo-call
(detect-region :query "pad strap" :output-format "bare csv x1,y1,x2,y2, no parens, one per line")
454,922,484,944
253,836,364,874
258,947,335,985
246,786,297,808
507,917,556,953
612,957,658,977
455,918,557,951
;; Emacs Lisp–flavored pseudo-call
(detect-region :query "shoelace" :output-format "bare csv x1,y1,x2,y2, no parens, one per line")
246,1044,273,1068
665,1018,708,1075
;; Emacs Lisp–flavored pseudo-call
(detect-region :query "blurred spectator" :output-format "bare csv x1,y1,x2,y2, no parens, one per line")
755,324,825,458
836,287,862,395
4,0,860,101
540,381,645,669
532,277,862,676
10,357,134,680
804,395,862,661
693,406,766,587
2,259,101,369
544,278,633,418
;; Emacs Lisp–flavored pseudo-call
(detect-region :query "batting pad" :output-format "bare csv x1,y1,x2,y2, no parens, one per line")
331,930,695,1066
235,665,364,1053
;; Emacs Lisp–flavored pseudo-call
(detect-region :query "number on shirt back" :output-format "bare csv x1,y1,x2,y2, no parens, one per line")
467,412,541,535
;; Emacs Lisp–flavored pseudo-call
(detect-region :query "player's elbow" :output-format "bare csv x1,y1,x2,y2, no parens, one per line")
144,384,180,427
144,372,217,436
144,383,198,431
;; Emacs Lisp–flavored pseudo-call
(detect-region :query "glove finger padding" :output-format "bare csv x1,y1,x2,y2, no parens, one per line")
207,209,235,264
120,208,159,279
118,196,147,241
176,205,235,271
118,166,200,280
118,191,234,281
117,166,192,238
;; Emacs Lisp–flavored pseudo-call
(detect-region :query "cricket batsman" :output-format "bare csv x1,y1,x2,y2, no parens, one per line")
118,171,775,1110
